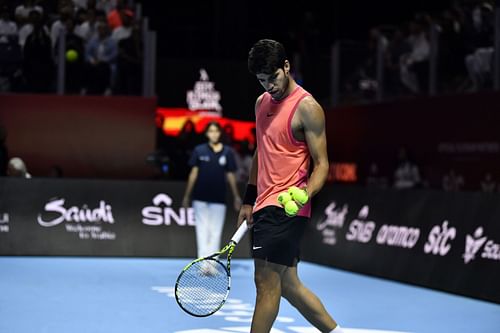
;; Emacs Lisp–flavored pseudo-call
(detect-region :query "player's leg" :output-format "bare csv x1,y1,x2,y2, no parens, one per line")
251,258,287,333
281,264,338,332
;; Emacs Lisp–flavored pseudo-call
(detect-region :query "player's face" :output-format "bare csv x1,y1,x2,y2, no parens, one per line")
256,61,290,100
206,125,221,144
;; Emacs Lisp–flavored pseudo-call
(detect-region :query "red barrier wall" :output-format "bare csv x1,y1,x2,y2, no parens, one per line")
0,94,157,179
2,91,499,185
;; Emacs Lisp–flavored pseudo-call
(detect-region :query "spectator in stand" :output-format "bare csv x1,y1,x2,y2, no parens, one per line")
0,6,22,92
39,1,60,21
115,24,141,95
55,17,85,94
0,126,8,176
438,8,467,92
350,27,389,101
84,21,116,94
7,157,31,178
442,168,465,192
463,2,494,92
385,28,411,97
75,8,87,26
75,8,101,42
107,0,132,31
480,172,496,193
345,26,389,101
72,0,90,10
393,147,421,189
111,7,132,42
72,8,87,38
400,17,430,94
23,9,54,92
366,162,388,189
50,6,72,48
18,9,48,49
15,0,43,26
0,6,18,38
463,1,494,54
96,0,117,14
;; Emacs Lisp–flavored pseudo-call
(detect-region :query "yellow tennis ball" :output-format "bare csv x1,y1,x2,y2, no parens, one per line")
66,49,78,62
277,192,292,206
288,186,309,205
288,186,300,195
284,200,299,216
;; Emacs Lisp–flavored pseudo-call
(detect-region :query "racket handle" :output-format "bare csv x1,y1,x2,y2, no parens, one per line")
231,220,248,244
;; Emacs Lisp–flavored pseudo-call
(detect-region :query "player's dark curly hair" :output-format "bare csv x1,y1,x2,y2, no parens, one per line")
248,39,287,75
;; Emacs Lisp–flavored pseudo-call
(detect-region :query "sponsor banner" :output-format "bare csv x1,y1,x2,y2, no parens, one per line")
0,212,9,233
304,185,500,304
2,178,499,303
0,178,249,257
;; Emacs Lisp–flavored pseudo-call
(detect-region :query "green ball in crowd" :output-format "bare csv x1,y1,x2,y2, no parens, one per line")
66,49,78,63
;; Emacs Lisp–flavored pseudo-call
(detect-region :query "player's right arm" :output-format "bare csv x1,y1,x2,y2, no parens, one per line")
182,166,199,208
237,150,257,227
237,95,263,227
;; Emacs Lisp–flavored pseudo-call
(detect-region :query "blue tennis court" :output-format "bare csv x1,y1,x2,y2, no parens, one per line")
1,257,499,333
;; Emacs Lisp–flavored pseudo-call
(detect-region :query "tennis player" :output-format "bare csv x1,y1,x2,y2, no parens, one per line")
238,39,344,333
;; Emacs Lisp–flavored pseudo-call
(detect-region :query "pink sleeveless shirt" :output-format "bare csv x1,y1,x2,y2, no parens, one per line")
254,85,312,217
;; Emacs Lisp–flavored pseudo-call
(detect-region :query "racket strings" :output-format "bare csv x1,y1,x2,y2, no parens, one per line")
176,259,229,316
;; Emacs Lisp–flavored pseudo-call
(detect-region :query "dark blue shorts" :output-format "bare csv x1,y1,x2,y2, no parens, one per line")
251,206,308,267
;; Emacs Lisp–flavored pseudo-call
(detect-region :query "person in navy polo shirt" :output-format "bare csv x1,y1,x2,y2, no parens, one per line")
182,121,242,259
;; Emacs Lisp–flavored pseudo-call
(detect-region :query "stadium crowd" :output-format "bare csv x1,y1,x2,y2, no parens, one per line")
2,0,498,194
344,0,496,101
0,0,142,95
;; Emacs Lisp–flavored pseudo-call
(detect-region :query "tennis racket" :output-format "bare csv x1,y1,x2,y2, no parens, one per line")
175,220,249,317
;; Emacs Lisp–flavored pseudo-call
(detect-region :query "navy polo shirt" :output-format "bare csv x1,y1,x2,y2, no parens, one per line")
189,143,238,204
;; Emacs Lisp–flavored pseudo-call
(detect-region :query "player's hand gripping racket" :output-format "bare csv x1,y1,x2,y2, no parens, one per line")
175,220,249,317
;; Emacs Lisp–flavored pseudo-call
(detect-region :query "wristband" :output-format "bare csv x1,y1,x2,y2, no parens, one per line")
242,184,257,205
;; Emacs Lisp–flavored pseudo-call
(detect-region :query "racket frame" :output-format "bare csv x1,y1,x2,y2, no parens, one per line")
174,221,248,317
174,241,237,317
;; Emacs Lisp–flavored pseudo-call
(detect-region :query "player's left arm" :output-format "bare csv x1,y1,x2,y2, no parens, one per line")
299,96,329,198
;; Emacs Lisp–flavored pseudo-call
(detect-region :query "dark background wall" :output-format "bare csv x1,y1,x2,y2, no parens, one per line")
141,1,452,60
140,0,454,116
0,95,157,179
3,90,500,188
327,91,500,190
